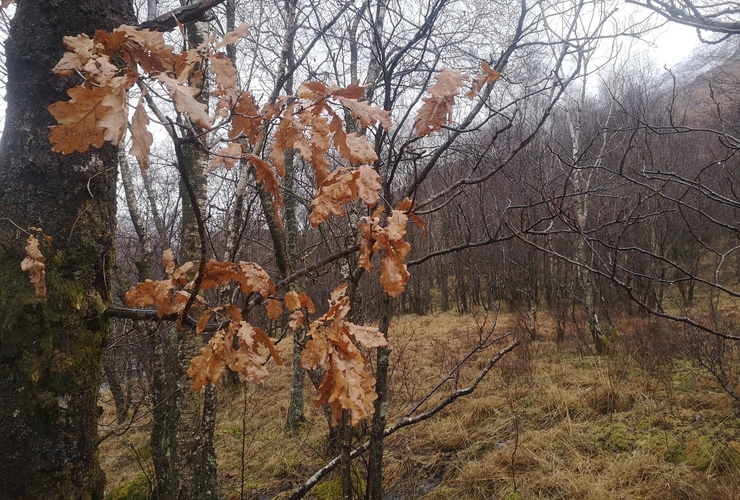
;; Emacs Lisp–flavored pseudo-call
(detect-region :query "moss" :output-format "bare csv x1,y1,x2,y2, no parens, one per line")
0,253,40,342
311,470,366,500
221,425,244,437
592,422,635,452
0,242,110,495
273,454,300,479
136,444,152,461
686,435,717,471
104,473,152,500
637,432,685,464
502,489,525,500
425,486,458,498
685,435,740,473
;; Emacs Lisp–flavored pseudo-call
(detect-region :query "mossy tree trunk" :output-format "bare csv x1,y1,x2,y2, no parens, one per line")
0,1,133,498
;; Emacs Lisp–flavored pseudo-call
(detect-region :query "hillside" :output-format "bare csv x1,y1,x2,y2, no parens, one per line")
99,309,740,499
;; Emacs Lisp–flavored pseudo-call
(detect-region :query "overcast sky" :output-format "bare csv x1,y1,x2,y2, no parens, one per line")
0,7,713,137
650,22,702,68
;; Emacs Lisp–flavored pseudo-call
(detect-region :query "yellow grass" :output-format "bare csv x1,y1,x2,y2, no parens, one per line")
99,309,740,499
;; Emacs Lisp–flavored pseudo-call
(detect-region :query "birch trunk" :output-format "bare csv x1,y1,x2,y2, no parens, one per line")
150,11,218,499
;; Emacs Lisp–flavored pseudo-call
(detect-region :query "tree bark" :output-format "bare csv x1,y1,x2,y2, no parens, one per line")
365,295,392,500
0,1,133,497
149,11,219,499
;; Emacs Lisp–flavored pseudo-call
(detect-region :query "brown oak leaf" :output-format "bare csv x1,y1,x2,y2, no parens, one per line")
301,285,386,426
209,52,238,91
130,96,153,174
210,142,243,171
158,74,212,129
226,90,263,145
236,261,275,298
188,333,226,391
200,259,237,289
466,61,501,98
216,22,250,49
358,209,412,297
53,34,95,77
343,132,378,164
414,68,464,138
265,299,282,320
48,77,128,154
336,97,392,130
309,166,381,226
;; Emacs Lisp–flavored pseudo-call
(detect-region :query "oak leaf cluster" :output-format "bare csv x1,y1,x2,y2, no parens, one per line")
39,19,498,425
301,284,388,426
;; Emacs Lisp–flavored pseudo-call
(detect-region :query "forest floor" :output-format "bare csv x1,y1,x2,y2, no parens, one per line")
99,309,740,499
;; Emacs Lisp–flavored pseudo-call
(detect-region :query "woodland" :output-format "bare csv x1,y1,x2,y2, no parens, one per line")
1,0,740,498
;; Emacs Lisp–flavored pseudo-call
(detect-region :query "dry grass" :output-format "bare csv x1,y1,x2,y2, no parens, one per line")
99,310,740,499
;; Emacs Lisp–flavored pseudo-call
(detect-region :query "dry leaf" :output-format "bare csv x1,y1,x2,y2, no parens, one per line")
196,310,212,334
245,154,283,224
217,22,250,48
236,261,275,298
250,325,283,366
200,259,237,289
210,142,243,171
302,285,386,426
227,90,263,145
158,74,212,129
225,304,243,324
265,299,282,320
309,166,381,226
188,333,226,390
414,68,464,138
466,61,501,98
284,290,301,311
306,114,331,186
188,319,282,391
336,97,392,130
309,169,354,226
162,248,177,274
111,26,180,76
268,102,305,176
328,81,365,99
130,97,153,173
359,210,412,297
209,52,238,90
20,235,46,300
343,132,378,164
125,279,175,318
48,77,128,154
53,34,94,76
356,165,381,206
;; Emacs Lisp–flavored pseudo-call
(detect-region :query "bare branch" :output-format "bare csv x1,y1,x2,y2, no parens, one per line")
139,0,226,31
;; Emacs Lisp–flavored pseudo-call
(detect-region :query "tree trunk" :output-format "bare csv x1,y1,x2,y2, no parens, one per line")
0,1,133,497
440,261,450,311
149,12,219,499
365,295,392,500
103,351,130,424
151,328,179,498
